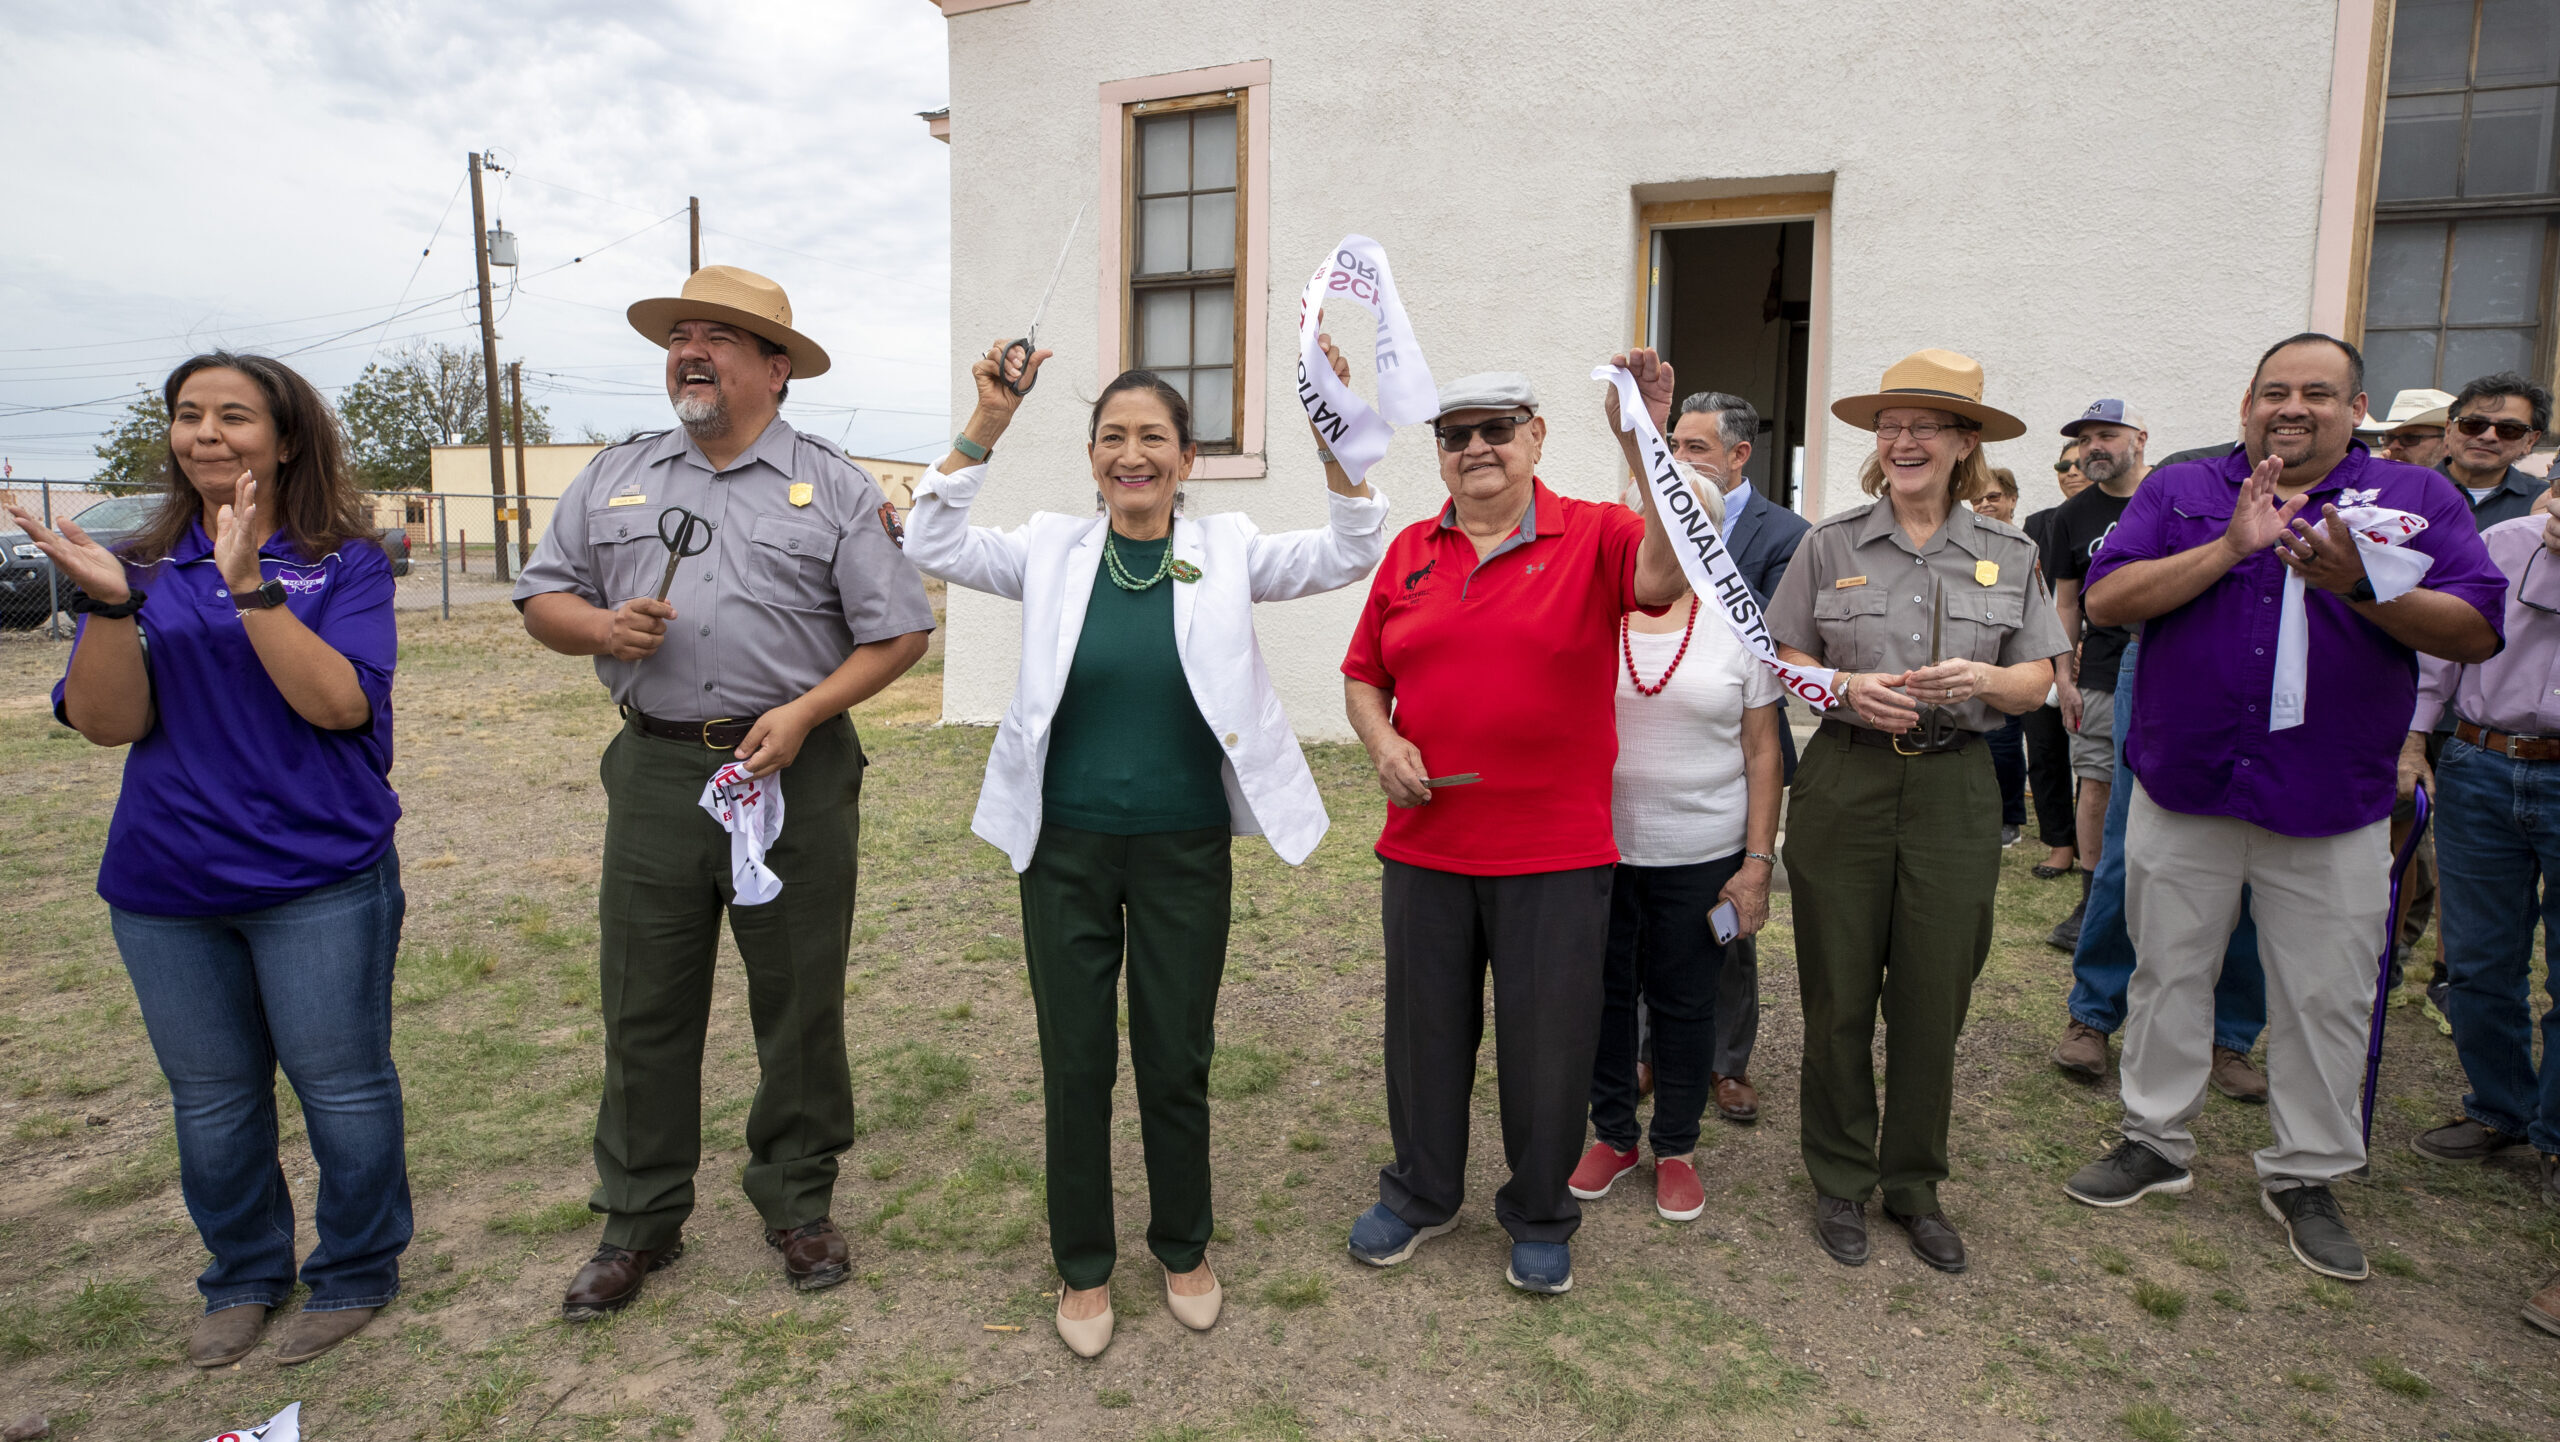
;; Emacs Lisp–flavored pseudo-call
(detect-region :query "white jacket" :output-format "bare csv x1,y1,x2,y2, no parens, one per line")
906,461,1389,872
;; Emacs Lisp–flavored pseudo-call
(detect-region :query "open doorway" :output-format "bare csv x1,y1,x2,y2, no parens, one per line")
1645,220,1814,511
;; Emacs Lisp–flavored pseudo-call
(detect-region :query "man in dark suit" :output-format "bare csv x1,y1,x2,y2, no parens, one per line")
1666,391,1808,1125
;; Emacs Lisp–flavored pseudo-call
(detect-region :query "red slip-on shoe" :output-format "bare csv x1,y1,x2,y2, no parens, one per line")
1655,1155,1706,1222
1568,1142,1640,1200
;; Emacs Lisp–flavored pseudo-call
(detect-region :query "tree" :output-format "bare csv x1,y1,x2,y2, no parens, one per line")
337,342,550,490
92,389,169,492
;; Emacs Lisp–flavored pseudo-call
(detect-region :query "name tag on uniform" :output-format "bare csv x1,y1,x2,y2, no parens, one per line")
608,494,648,507
1975,560,1999,586
789,482,813,507
1834,575,1867,589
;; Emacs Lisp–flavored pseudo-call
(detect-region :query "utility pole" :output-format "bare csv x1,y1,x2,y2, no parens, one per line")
689,196,701,273
508,361,531,564
469,151,512,581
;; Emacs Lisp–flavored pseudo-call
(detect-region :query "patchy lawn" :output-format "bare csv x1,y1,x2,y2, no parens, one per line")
0,605,2555,1441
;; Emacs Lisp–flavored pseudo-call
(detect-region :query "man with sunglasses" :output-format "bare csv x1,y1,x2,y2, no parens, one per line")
1342,357,1690,1295
2354,388,2455,471
2440,373,2551,529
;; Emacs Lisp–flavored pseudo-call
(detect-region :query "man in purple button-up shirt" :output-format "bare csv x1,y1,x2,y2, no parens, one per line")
2059,334,2504,1284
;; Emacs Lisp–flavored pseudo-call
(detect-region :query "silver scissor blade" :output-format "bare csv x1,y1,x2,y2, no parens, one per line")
1024,197,1092,340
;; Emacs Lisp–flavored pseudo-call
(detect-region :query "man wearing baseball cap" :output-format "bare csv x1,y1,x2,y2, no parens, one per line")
2355,388,2455,471
516,265,935,1318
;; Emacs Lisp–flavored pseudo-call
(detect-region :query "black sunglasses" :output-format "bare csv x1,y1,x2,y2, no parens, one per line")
1434,415,1528,451
2455,415,2538,442
2054,460,2081,474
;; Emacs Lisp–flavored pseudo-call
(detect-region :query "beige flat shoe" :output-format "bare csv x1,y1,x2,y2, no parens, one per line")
1054,1292,1114,1358
1164,1265,1222,1331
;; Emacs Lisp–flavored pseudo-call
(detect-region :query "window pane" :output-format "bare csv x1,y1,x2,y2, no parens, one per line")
1139,114,1188,196
1192,284,1235,365
2390,0,2475,90
2465,85,2559,194
2363,328,2444,396
1189,191,1236,271
1139,196,1190,275
2445,326,2539,386
1191,367,1234,443
2479,0,2560,85
2448,216,2546,323
1137,289,1191,368
1191,108,1237,190
2379,92,2466,199
2367,221,2449,326
1159,368,1193,408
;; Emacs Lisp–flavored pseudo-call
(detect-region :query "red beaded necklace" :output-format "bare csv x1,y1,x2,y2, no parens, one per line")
1621,598,1699,696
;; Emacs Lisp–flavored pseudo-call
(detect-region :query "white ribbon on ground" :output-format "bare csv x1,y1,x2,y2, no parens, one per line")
698,761,786,905
1295,235,1437,485
198,1403,300,1442
1594,364,1841,711
2270,504,2433,731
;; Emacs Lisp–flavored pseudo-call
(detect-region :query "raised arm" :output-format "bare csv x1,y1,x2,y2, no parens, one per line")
907,339,1053,600
1605,347,1695,610
7,499,151,745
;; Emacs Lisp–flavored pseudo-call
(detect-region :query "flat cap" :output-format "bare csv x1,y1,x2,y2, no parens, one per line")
1434,371,1539,419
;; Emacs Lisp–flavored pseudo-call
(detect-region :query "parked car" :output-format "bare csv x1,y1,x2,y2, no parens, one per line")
0,496,412,627
0,527,56,628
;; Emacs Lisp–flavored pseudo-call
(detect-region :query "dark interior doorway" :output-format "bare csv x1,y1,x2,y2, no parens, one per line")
1647,220,1814,511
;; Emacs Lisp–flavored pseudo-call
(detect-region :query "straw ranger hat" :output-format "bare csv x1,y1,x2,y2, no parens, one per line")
2355,387,2455,436
628,265,832,379
1831,348,2024,442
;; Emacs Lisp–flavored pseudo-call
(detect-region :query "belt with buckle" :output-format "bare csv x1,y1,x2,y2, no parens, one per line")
622,705,763,751
1820,718,1977,756
2454,717,2560,762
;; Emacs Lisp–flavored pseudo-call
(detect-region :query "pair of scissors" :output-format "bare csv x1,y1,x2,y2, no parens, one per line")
1898,577,1958,754
1000,198,1091,396
653,506,716,604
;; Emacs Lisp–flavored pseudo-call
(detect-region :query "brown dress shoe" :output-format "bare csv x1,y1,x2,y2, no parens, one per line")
1815,1195,1869,1266
562,1237,684,1322
2210,1046,2269,1104
274,1305,376,1365
2526,1272,2560,1337
1711,1073,1760,1124
2053,1020,2110,1080
1884,1206,1969,1274
188,1303,267,1368
767,1217,851,1292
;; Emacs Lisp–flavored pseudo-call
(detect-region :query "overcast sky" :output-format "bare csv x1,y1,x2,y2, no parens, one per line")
0,1,952,483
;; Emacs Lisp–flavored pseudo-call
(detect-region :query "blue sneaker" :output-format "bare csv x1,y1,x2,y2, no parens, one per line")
1506,1241,1572,1294
1346,1203,1457,1267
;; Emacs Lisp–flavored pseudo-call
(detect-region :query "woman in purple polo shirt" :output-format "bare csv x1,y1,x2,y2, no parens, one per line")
6,352,406,1370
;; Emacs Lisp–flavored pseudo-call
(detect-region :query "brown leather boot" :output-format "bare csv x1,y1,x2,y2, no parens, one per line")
2053,1019,2110,1080
2525,1272,2560,1337
2211,1046,2269,1104
767,1218,851,1291
274,1305,377,1365
562,1237,684,1322
187,1304,267,1368
1711,1073,1760,1124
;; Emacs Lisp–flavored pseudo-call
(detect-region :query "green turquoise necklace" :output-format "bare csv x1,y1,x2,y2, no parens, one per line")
1102,530,1201,591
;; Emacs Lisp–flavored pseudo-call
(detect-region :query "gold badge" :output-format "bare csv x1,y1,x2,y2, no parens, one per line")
1975,560,1999,587
789,482,813,508
1834,575,1868,589
607,494,647,507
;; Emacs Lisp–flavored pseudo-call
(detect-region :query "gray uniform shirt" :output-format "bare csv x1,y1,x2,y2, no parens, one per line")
1764,497,2068,735
514,418,935,718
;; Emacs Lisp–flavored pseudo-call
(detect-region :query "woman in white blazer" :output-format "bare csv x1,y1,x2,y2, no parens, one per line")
905,339,1386,1358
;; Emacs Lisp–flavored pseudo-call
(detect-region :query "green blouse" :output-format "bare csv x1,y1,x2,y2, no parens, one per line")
1041,532,1231,835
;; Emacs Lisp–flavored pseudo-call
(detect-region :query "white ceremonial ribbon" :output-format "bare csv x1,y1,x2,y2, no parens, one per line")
2269,504,2433,731
1594,364,1841,711
698,761,786,905
1296,235,1438,485
198,1403,300,1442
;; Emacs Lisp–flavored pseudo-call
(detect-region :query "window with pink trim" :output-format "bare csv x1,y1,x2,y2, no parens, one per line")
1126,95,1245,448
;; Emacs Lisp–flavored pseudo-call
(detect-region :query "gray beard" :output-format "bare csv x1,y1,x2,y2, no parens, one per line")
674,392,728,437
2081,455,2125,484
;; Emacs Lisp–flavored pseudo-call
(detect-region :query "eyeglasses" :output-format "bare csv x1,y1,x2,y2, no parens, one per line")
1875,420,1975,441
2454,415,2538,442
2382,431,2443,448
2518,543,2560,615
2054,460,2082,474
1434,415,1528,451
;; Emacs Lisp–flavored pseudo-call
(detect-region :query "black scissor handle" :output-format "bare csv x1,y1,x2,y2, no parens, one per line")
999,337,1039,396
657,506,715,556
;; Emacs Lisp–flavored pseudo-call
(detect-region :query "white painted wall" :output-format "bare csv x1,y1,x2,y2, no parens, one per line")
936,0,2346,738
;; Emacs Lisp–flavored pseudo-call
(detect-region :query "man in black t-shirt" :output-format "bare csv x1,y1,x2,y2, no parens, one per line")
2045,400,2149,952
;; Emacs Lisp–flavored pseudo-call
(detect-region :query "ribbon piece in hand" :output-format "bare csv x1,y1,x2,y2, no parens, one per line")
1594,364,1840,711
1295,235,1437,485
698,761,786,905
2269,504,2432,730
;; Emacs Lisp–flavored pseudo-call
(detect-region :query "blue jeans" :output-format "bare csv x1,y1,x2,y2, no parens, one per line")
2067,639,2268,1049
110,851,411,1312
2432,737,2560,1152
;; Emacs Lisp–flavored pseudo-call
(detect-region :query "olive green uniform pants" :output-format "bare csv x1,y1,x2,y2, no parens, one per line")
1019,822,1231,1290
591,715,865,1250
1782,726,2001,1216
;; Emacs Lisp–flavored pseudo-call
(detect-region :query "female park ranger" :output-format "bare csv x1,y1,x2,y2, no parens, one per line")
1765,349,2066,1275
904,337,1387,1357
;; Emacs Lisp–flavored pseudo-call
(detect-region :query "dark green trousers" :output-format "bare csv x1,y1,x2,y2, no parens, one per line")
592,715,864,1249
1781,725,2000,1216
1019,822,1230,1289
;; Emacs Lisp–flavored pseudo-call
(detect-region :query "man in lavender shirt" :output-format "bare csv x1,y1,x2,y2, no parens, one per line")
2058,334,2504,1284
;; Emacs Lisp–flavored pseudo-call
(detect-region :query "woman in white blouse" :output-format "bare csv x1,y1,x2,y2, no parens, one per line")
1568,466,1784,1222
904,338,1385,1358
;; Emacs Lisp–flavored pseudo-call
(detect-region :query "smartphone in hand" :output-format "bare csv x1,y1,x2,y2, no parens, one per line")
1709,899,1741,946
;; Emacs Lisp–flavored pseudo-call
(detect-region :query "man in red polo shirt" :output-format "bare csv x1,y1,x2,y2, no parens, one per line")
1341,355,1691,1293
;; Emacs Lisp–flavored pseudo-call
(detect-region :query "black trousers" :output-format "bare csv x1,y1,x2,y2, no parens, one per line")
1379,859,1613,1244
1987,715,2027,828
2020,704,2077,848
1591,856,1741,1157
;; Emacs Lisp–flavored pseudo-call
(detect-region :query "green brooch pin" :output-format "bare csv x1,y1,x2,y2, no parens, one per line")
1169,559,1203,584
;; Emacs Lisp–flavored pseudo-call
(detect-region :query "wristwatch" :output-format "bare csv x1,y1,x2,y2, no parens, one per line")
70,585,146,619
2348,575,2378,603
233,578,290,613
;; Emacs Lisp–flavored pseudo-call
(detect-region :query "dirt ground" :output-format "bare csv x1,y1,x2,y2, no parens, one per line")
1,602,2556,1442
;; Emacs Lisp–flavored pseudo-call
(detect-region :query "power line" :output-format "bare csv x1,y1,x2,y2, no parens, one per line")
360,174,470,371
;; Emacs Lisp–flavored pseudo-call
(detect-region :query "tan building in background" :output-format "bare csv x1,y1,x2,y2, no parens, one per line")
424,442,927,549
